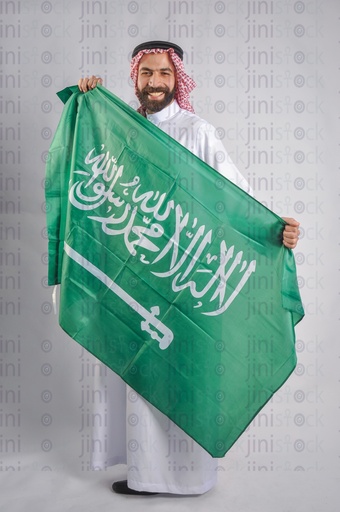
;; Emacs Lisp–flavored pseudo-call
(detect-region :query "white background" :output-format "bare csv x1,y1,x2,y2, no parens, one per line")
1,1,339,511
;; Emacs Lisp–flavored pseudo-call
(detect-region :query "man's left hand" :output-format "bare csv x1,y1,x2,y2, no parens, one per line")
282,217,300,249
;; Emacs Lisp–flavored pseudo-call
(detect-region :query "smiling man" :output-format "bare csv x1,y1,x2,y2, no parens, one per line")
135,51,176,112
78,40,300,496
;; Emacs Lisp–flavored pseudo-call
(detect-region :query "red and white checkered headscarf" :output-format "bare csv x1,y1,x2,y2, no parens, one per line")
130,47,196,116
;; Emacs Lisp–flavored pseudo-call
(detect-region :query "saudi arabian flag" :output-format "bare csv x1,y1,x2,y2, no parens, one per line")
45,85,304,457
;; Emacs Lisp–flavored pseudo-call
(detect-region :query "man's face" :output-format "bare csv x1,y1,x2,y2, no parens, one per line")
136,53,176,113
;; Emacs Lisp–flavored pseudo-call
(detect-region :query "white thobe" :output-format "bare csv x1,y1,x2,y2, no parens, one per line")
91,101,250,494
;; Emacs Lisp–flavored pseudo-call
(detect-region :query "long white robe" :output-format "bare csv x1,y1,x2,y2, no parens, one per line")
91,101,251,494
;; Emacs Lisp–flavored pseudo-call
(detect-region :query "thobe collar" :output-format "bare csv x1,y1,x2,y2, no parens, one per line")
146,100,180,126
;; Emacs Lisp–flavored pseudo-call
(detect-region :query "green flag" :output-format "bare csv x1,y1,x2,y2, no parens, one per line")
45,85,304,457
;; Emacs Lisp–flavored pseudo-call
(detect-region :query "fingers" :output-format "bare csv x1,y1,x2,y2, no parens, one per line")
282,216,300,228
282,217,300,249
283,230,299,249
78,75,103,92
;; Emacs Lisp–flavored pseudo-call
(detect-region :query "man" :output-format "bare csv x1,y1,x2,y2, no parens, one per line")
78,40,300,495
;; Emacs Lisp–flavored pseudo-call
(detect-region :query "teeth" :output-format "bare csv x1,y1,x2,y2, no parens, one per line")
149,92,163,97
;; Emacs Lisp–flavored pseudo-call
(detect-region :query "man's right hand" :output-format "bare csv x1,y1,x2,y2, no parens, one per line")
78,76,103,92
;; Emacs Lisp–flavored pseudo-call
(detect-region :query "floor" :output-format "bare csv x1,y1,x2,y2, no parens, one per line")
1,454,338,512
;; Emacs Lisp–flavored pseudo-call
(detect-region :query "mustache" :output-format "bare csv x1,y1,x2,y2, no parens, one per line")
141,86,170,94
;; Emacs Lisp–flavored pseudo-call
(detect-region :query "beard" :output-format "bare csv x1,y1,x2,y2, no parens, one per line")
136,86,176,113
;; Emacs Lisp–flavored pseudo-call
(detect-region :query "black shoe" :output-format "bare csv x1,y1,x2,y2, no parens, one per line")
112,480,158,496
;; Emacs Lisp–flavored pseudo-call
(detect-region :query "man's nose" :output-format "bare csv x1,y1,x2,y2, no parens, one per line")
149,73,161,87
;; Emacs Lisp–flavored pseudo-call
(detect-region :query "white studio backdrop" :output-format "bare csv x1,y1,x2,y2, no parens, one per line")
1,1,339,511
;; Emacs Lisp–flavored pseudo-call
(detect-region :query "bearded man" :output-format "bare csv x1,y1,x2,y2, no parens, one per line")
78,40,299,496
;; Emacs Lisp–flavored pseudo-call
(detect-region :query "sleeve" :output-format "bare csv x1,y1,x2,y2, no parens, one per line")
195,122,253,196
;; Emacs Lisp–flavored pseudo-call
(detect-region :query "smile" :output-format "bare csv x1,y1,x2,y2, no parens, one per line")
148,92,165,98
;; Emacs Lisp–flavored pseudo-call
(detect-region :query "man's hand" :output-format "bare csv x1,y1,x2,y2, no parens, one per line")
78,75,103,92
282,217,300,249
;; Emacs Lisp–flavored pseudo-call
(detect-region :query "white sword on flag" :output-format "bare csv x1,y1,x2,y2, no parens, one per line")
64,243,174,349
